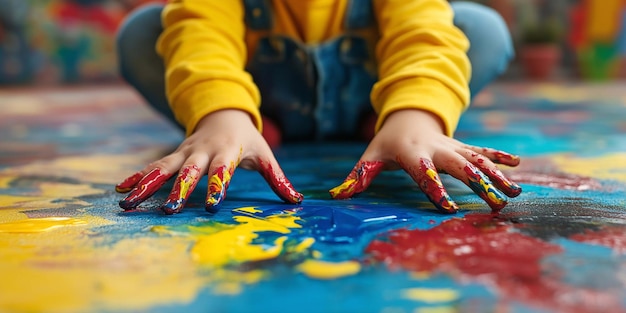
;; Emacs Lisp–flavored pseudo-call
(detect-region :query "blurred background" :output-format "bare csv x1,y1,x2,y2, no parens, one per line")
0,0,625,86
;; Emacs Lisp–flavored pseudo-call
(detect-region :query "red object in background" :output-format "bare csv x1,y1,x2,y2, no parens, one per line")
568,3,587,50
519,44,562,80
262,116,282,149
51,1,124,33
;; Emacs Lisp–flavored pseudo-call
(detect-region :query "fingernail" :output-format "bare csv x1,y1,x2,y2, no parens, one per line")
493,169,523,198
118,168,169,210
115,172,143,193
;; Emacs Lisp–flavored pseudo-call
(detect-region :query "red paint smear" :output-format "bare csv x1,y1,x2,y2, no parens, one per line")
366,214,625,312
508,171,602,191
258,159,303,204
570,226,626,254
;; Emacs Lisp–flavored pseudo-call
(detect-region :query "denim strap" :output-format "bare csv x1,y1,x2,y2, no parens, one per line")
244,0,374,31
243,0,272,30
345,0,375,30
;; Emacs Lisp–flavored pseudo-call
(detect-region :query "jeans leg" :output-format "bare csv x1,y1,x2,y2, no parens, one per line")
451,1,514,97
116,4,179,125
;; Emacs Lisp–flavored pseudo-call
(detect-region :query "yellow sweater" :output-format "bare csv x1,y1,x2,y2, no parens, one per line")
156,0,471,137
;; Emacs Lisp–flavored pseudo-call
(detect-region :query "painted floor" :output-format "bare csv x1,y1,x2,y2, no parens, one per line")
0,83,625,313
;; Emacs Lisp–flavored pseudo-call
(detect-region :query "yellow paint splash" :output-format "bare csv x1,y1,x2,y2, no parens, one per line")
401,288,459,304
0,175,13,188
0,217,88,233
551,153,626,183
189,213,302,267
0,233,207,313
416,307,458,313
0,160,211,313
297,260,361,280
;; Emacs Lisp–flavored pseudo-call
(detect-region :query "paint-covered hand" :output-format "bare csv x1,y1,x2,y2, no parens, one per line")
329,109,521,213
115,109,303,214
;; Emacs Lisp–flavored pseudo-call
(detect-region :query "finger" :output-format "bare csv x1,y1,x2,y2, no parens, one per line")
397,156,458,213
205,161,237,211
257,157,304,204
464,145,521,167
329,160,385,199
160,164,204,215
436,151,508,212
119,168,174,210
457,149,522,198
115,171,145,193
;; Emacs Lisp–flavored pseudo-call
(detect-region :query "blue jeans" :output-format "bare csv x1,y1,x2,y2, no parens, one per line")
117,2,513,133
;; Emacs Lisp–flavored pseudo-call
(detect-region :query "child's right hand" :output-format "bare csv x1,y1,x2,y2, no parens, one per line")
115,109,303,214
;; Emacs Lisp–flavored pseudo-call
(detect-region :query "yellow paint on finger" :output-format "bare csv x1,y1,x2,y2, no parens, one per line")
296,260,361,279
329,178,357,198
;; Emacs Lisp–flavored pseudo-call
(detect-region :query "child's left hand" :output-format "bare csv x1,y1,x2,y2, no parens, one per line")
329,109,522,213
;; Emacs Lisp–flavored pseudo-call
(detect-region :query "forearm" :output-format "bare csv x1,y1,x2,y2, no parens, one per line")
157,0,262,136
372,0,471,136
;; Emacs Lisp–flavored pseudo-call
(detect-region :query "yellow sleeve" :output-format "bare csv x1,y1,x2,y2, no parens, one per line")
372,0,471,136
156,0,262,136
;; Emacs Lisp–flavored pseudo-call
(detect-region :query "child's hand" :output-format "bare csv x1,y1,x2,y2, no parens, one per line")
330,109,521,213
115,109,303,214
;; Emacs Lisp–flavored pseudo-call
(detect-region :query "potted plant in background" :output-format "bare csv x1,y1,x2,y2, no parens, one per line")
518,19,563,80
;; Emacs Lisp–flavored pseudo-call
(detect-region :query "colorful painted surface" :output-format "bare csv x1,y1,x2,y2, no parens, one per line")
0,83,625,313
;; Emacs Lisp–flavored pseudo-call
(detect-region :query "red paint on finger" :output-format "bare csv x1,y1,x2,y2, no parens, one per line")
161,165,201,215
484,148,521,166
205,163,235,209
259,159,303,204
119,168,171,210
410,158,458,213
115,171,143,193
464,164,508,212
329,161,384,199
482,167,522,198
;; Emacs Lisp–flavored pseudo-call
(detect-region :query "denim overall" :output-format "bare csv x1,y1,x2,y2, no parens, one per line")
244,0,378,141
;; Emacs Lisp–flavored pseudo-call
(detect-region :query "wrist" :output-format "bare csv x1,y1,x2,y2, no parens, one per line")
385,109,446,135
194,109,256,132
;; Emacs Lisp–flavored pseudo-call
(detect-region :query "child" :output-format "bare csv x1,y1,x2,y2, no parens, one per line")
115,0,522,215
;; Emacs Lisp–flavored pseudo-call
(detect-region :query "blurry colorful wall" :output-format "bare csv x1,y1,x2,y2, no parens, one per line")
1,0,626,85
481,0,626,81
0,0,163,85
